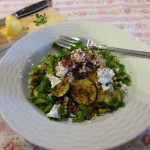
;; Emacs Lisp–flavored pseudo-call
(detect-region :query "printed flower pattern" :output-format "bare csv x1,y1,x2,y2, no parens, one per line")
142,130,150,147
4,141,14,150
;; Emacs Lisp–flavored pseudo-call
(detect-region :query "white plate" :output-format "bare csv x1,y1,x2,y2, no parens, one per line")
0,21,150,150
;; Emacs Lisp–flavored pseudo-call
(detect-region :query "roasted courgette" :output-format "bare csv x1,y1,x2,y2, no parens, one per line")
97,89,123,105
71,78,97,105
88,71,98,83
52,79,70,97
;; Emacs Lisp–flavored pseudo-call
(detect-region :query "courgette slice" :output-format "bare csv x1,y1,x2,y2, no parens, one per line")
52,79,70,97
97,91,112,103
97,89,123,105
112,90,123,101
71,78,97,105
88,71,98,83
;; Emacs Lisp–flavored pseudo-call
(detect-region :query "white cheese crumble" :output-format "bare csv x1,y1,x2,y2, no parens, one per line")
67,72,74,83
47,104,60,118
47,74,62,88
64,96,69,102
97,67,115,85
101,84,113,91
120,82,128,93
55,62,68,77
97,67,115,91
71,49,86,63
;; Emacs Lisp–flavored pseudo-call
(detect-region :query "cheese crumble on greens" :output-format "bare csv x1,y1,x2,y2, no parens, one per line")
28,42,131,122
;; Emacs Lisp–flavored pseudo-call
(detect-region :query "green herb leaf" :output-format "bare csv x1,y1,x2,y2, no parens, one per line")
33,13,48,26
37,76,50,93
73,105,92,122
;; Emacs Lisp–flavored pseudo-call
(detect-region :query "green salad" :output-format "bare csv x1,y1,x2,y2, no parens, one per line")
28,42,131,122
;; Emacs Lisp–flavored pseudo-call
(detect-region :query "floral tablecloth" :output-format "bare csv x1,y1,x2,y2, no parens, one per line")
0,0,150,150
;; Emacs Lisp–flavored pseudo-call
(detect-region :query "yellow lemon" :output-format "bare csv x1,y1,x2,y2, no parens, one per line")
5,15,23,36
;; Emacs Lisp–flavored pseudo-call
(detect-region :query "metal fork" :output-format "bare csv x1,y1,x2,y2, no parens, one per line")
55,35,150,58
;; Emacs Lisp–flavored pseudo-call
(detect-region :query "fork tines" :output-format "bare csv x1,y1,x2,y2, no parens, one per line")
55,35,81,49
60,35,80,41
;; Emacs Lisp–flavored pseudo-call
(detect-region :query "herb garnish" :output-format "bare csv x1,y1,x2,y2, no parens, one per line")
33,13,48,26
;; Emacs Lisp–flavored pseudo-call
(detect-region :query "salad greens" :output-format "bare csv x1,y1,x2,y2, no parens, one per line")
27,42,131,122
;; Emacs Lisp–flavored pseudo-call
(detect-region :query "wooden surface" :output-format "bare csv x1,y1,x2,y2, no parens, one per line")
0,7,65,50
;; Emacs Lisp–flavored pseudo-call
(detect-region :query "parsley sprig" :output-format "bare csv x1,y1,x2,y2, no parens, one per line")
33,13,48,26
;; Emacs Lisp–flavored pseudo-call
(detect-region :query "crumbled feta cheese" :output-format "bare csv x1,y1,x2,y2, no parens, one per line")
120,82,128,93
47,74,62,88
55,62,68,77
70,114,75,117
101,84,110,91
47,104,60,118
64,96,69,102
71,49,86,63
91,60,97,65
79,65,87,73
67,72,74,83
97,67,115,85
101,84,113,91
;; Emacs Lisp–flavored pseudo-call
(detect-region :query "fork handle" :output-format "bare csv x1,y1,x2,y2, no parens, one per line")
98,46,150,58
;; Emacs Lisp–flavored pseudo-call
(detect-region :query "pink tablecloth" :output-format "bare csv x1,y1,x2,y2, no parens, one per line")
0,0,150,150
